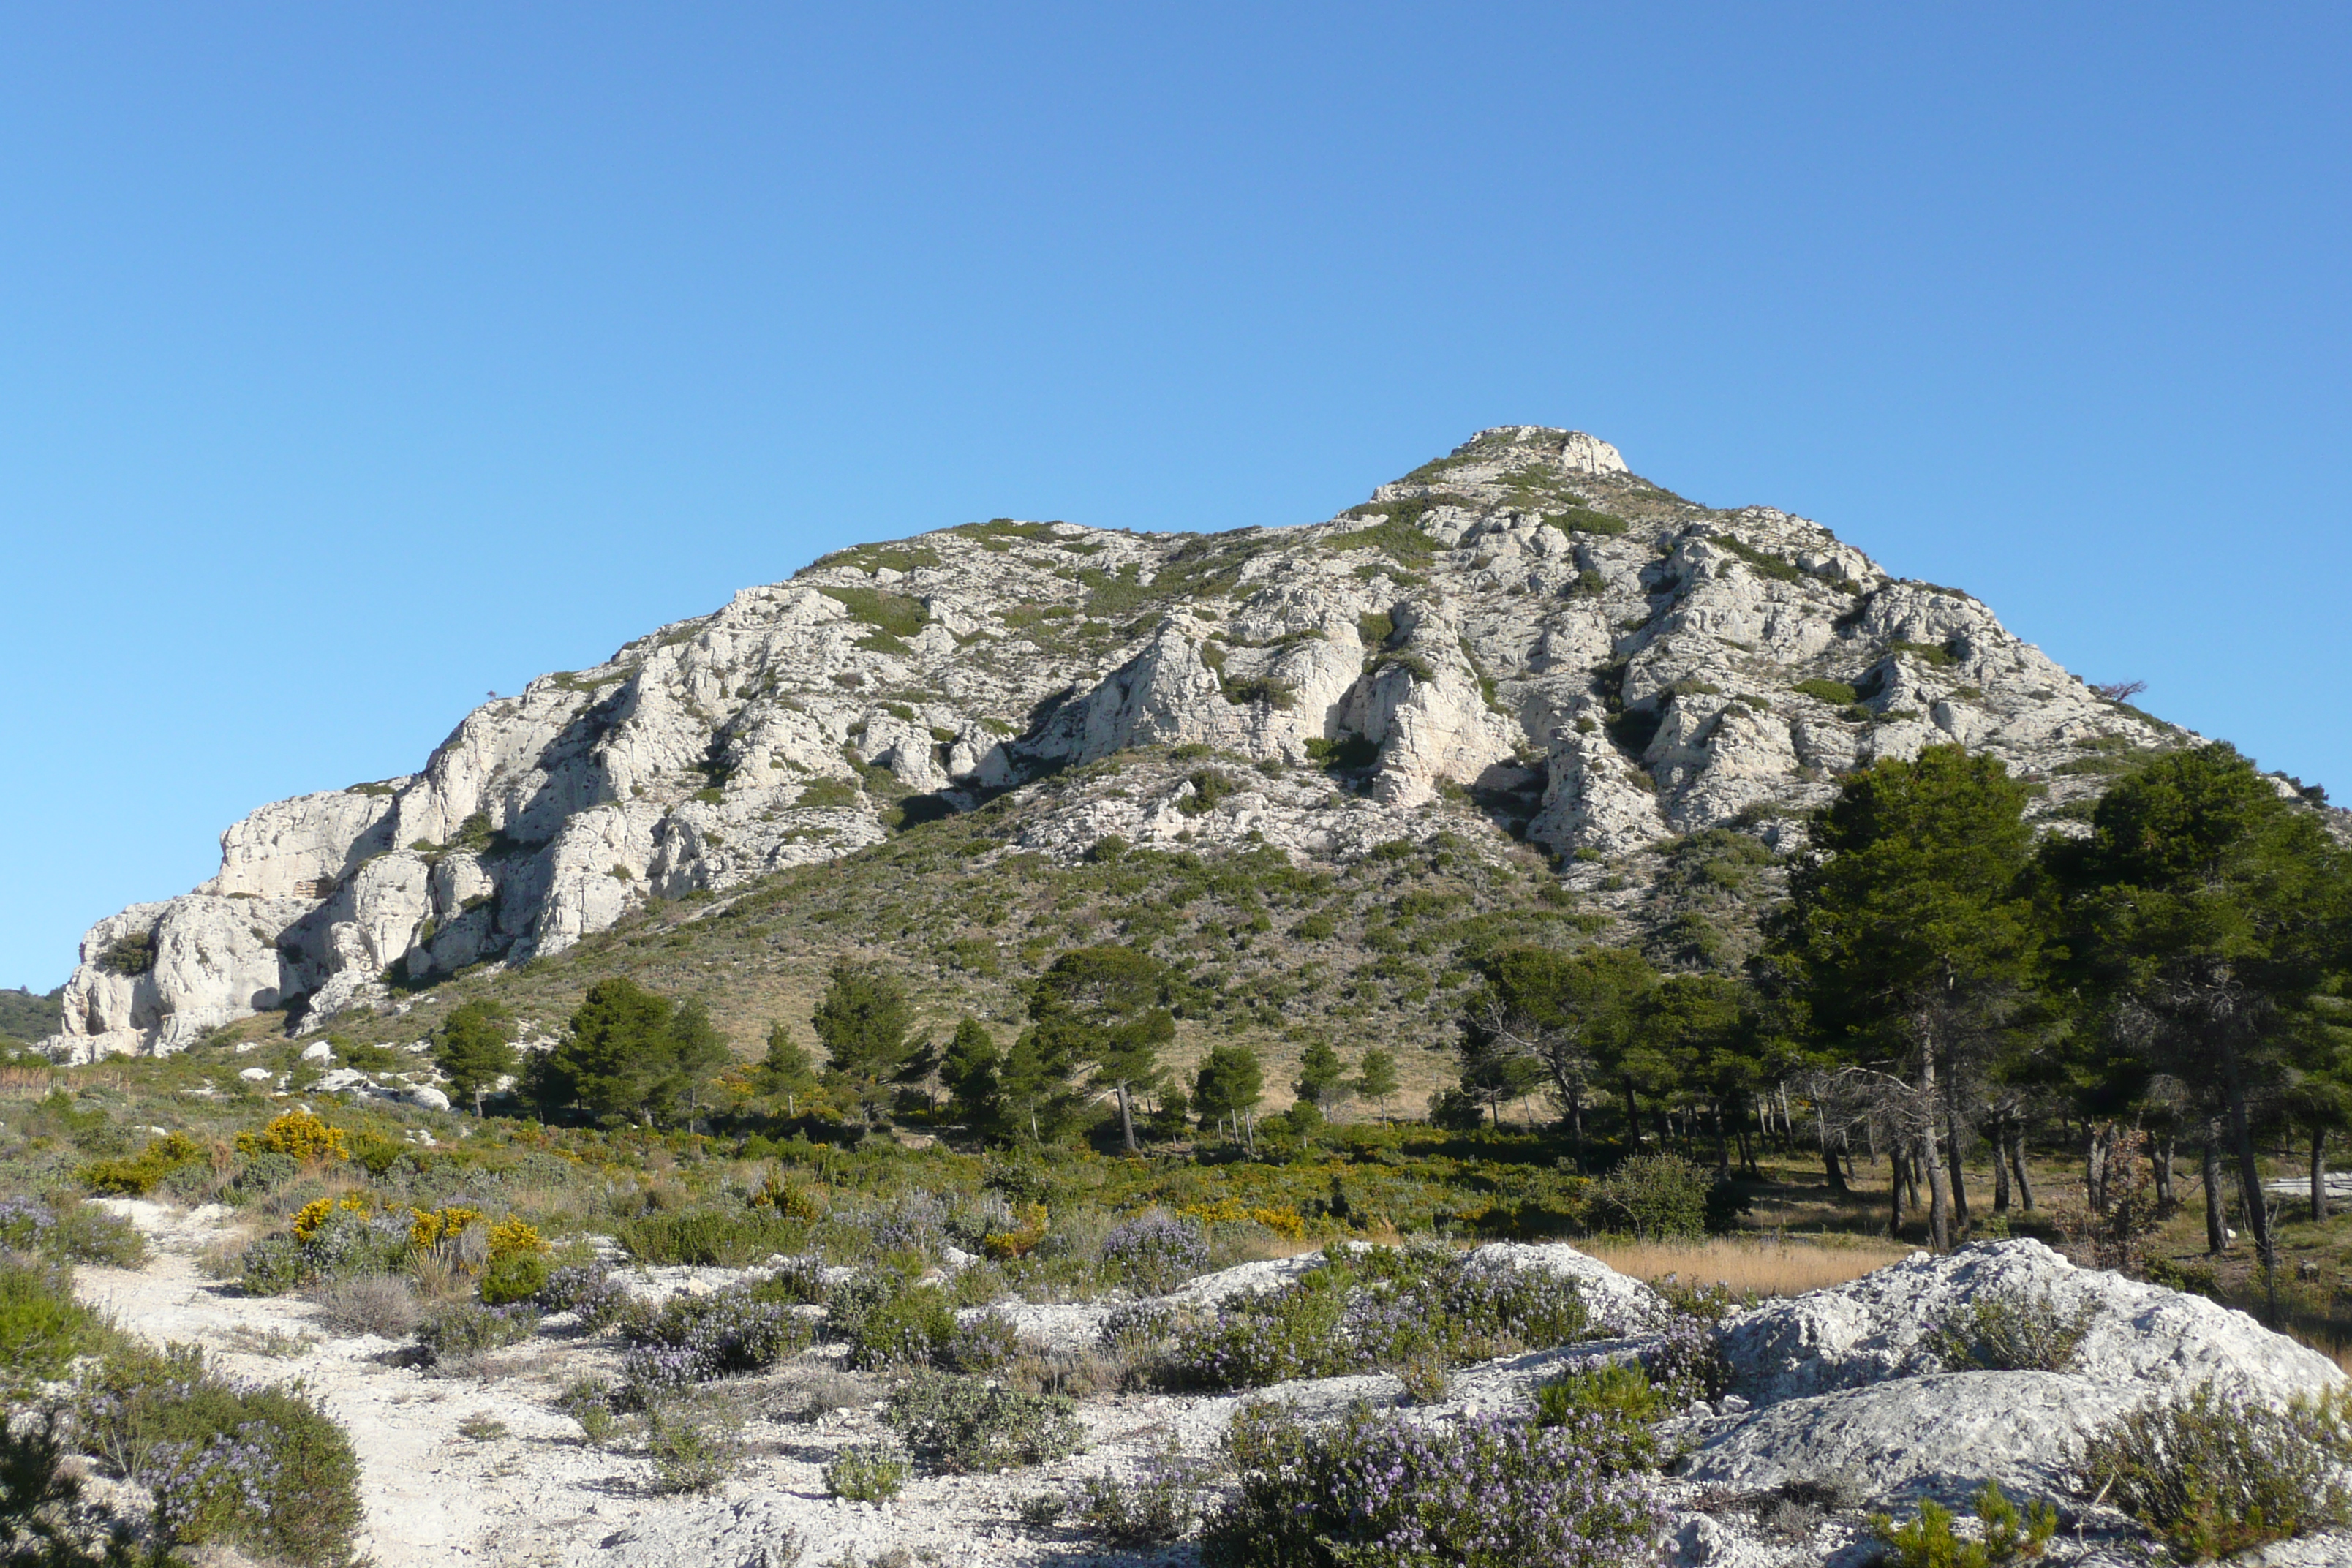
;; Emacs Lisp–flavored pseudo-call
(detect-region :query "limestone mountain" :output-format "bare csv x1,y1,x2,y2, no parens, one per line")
46,426,2189,1060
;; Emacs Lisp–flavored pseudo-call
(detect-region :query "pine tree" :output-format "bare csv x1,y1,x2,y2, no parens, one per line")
432,999,516,1116
554,978,676,1126
2047,743,2346,1267
1032,946,1171,1153
1194,1044,1264,1146
1352,1047,1400,1123
813,960,917,1124
754,1021,821,1115
941,1017,1002,1128
1770,745,2043,1251
1292,1039,1346,1115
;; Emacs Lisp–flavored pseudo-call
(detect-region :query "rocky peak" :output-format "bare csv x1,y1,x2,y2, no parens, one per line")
44,429,2199,1060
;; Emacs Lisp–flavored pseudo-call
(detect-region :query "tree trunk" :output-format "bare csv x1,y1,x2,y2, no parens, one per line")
2312,1128,2330,1224
1117,1082,1137,1155
2202,1134,2229,1255
1714,1104,1730,1176
1817,1102,1849,1194
1920,1055,1951,1251
1888,1144,1905,1235
1569,1095,1586,1175
2217,1036,2277,1269
1624,1079,1640,1147
2154,1134,2176,1212
1945,1088,1970,1227
2008,1128,2035,1210
1993,1120,2012,1213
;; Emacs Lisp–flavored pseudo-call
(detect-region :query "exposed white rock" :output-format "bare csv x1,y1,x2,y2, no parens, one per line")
44,426,2200,1058
1716,1238,2342,1408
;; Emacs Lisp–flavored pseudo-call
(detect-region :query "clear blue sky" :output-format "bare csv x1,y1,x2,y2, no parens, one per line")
4,5,2347,992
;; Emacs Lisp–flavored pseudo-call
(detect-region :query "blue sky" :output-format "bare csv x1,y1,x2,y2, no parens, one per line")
3,4,2347,991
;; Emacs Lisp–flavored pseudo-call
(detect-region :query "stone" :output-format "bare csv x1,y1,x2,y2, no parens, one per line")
406,1085,452,1113
41,426,2209,1058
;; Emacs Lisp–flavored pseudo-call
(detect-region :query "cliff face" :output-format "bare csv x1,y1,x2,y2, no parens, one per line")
45,427,2181,1060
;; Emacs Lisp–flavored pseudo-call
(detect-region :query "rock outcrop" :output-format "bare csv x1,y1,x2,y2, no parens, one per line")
1684,1240,2345,1506
46,426,2201,1059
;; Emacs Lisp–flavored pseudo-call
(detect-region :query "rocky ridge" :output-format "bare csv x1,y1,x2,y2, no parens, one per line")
48,426,2190,1060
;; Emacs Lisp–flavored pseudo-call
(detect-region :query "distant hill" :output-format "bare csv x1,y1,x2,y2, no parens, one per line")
0,986,61,1044
49,425,2203,1062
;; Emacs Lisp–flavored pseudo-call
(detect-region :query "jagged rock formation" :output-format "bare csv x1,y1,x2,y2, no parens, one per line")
46,426,2190,1060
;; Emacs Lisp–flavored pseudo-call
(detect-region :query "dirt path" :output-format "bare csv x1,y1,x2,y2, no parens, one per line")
70,1200,1204,1567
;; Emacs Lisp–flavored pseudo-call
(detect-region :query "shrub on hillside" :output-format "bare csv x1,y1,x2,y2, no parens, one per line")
1070,1439,1220,1544
1,1256,108,1390
538,1262,633,1327
615,1208,806,1267
1873,1482,2058,1568
75,1343,364,1568
618,1284,812,1396
825,1270,957,1370
79,1131,209,1196
478,1251,550,1306
1926,1286,2097,1373
1587,1153,1711,1240
0,1194,145,1268
823,1442,911,1502
415,1302,540,1365
1100,1212,1210,1294
2081,1382,2352,1560
313,1273,419,1339
884,1371,1085,1474
1201,1400,1664,1568
1160,1245,1591,1390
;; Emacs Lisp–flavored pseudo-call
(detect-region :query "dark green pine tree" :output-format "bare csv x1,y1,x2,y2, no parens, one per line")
1769,745,2044,1251
812,960,918,1125
432,999,517,1116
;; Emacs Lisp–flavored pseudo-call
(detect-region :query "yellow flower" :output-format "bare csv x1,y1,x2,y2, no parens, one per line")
486,1216,547,1261
235,1110,349,1165
981,1202,1049,1259
289,1191,369,1241
407,1205,484,1250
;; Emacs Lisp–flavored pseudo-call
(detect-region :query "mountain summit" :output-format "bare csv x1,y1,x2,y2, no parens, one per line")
46,427,2182,1060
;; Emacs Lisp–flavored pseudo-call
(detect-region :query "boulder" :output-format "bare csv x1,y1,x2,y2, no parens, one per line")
1717,1238,2342,1408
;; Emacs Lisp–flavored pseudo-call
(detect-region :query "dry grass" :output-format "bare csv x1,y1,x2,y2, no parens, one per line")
1581,1235,1912,1299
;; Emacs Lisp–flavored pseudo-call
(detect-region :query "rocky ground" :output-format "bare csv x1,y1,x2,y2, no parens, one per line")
66,1202,2352,1567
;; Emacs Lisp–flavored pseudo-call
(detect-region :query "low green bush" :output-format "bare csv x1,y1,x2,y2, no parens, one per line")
1071,1439,1218,1544
1872,1482,2058,1567
1926,1286,2097,1373
885,1371,1085,1474
1587,1153,1711,1240
0,1194,146,1267
1793,678,1860,706
227,1152,300,1202
478,1251,550,1306
645,1404,743,1493
415,1302,540,1364
2082,1382,2352,1561
1203,1399,1662,1568
76,1343,364,1567
1537,1360,1666,1428
823,1441,911,1502
615,1208,807,1267
79,1132,208,1196
1,1256,108,1389
1158,1245,1592,1390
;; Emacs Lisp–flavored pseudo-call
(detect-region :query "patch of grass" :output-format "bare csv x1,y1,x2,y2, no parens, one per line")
816,587,930,639
1711,536,1801,582
0,1255,108,1389
1578,1235,1909,1298
1793,678,1860,706
616,1207,808,1266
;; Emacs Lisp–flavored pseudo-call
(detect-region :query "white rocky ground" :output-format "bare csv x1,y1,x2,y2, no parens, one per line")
48,426,2220,1063
64,1205,2352,1567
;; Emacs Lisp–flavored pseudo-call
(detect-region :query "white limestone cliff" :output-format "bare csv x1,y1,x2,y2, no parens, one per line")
44,426,2195,1059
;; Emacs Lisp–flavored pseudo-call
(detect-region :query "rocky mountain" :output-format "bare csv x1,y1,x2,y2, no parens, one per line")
45,426,2189,1062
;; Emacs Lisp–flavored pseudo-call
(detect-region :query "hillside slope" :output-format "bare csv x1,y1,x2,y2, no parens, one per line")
47,426,2186,1062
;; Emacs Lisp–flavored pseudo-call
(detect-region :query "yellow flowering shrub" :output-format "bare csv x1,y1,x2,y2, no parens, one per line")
235,1110,348,1165
486,1216,547,1261
1178,1198,1307,1240
982,1202,1049,1259
407,1206,484,1249
290,1193,369,1240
